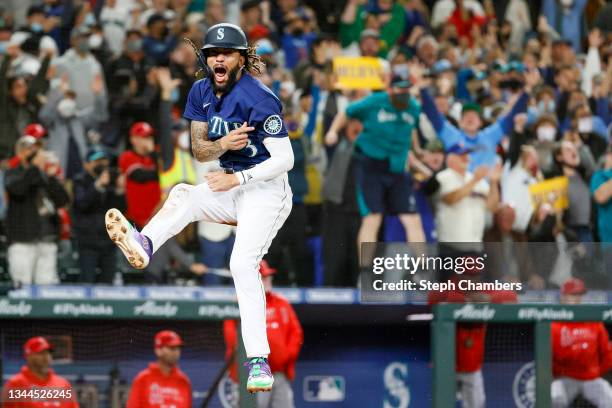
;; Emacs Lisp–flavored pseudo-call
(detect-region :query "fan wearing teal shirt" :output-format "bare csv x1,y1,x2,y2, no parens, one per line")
325,78,425,248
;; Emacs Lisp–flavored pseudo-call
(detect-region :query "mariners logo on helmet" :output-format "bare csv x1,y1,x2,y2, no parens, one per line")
202,23,248,55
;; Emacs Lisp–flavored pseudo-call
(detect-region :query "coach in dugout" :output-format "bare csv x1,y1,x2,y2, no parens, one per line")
551,278,612,408
428,272,517,408
127,330,192,408
1,337,78,408
224,260,304,407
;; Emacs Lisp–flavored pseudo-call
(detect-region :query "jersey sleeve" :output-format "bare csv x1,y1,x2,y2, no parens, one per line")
249,96,288,138
183,80,210,122
345,94,377,121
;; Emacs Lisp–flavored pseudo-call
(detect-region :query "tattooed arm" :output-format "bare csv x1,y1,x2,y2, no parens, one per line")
190,120,254,162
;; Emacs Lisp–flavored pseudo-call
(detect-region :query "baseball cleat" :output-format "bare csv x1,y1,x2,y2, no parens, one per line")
105,209,151,269
244,357,274,393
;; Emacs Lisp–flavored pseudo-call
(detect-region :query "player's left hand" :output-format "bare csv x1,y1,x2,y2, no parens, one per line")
205,171,240,192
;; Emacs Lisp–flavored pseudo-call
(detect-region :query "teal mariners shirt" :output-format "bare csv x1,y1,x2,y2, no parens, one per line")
345,91,420,173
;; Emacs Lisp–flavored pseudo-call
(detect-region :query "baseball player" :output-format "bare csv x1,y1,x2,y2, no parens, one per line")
105,23,293,393
428,274,517,408
1,337,78,408
551,278,612,408
224,260,304,407
127,330,192,408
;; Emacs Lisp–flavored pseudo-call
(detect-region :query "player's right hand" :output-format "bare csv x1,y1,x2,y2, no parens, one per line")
221,122,254,151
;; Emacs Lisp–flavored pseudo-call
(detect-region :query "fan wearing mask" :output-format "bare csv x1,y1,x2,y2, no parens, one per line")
72,146,126,283
39,74,108,179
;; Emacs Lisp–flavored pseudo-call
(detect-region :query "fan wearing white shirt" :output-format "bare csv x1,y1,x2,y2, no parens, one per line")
435,143,501,244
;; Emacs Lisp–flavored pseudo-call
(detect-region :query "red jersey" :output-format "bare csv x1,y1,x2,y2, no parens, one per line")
224,292,304,381
119,151,161,228
126,363,192,408
1,366,78,408
428,289,517,373
552,322,612,381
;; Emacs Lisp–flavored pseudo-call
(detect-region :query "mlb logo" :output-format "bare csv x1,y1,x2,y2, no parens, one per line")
303,376,345,402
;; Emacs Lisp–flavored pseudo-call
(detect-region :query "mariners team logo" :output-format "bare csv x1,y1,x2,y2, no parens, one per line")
218,372,238,408
513,362,535,408
263,115,283,135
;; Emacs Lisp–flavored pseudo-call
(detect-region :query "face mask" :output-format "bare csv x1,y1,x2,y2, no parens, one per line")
0,42,6,54
578,117,593,133
30,23,43,33
324,48,335,61
559,0,574,8
76,39,90,54
126,39,143,53
177,131,190,150
88,34,103,49
92,163,107,176
57,98,77,118
392,64,409,80
84,13,96,27
170,88,180,103
538,100,555,114
537,126,556,142
483,106,493,121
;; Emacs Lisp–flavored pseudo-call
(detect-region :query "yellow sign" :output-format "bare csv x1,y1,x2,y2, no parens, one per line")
333,57,385,90
528,176,569,211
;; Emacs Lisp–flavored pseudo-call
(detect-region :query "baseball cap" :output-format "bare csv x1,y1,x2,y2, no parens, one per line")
432,59,452,75
446,143,474,155
130,122,154,138
360,29,380,41
23,123,46,139
425,139,445,153
462,102,482,115
154,330,183,348
70,25,91,39
24,337,52,357
259,260,277,277
561,278,586,295
390,75,411,89
86,146,110,162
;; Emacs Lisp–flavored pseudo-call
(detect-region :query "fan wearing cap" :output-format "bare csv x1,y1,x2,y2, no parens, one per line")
127,330,192,408
410,61,540,171
325,75,425,248
4,136,69,286
434,143,501,244
118,121,161,229
591,146,612,244
1,337,78,407
551,278,612,407
224,260,304,408
72,146,125,283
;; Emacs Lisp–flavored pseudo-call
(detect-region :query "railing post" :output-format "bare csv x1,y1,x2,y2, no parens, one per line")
535,321,552,408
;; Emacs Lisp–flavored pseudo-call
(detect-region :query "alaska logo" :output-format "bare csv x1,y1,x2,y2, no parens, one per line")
453,304,495,321
134,301,178,317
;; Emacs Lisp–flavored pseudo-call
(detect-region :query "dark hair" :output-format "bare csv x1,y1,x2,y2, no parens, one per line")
243,45,265,76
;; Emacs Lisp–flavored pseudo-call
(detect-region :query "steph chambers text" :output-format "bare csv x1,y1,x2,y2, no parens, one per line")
372,279,523,292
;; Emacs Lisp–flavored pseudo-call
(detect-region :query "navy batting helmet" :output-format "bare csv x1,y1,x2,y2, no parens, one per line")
202,23,248,56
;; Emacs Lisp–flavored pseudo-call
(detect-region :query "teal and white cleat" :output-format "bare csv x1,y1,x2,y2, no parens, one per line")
244,357,274,393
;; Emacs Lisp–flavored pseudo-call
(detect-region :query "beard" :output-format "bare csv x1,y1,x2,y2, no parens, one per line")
211,64,242,94
390,95,408,110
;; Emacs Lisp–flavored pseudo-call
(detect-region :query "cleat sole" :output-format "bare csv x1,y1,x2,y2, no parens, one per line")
105,209,146,269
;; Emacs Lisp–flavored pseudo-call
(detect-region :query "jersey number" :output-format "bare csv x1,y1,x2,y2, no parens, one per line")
217,28,225,40
244,139,257,157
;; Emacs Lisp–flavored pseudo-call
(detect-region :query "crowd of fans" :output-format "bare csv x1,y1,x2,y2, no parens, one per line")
0,0,610,289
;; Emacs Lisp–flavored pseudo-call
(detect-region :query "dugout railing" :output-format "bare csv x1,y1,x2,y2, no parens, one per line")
0,298,257,408
432,303,612,408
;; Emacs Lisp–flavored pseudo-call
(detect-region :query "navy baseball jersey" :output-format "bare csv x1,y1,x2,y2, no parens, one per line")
183,73,288,171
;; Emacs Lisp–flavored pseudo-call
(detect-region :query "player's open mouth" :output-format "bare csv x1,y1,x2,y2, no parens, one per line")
214,66,227,83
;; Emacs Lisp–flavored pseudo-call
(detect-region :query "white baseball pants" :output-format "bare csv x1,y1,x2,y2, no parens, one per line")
142,174,292,358
457,370,485,408
552,377,612,407
8,242,59,285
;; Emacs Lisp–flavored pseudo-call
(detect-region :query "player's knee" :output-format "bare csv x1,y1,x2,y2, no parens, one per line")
166,183,192,208
229,255,257,275
362,213,383,227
